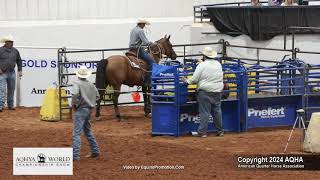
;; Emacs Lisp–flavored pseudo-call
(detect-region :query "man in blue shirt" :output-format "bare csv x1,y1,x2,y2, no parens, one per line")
129,18,155,84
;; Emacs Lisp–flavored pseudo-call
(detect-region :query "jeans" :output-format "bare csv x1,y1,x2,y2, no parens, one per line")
197,90,224,135
73,107,100,160
0,70,16,108
137,49,156,71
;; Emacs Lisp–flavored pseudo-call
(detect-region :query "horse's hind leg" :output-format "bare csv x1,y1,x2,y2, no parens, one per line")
112,85,122,121
95,99,101,121
95,89,105,121
142,85,151,117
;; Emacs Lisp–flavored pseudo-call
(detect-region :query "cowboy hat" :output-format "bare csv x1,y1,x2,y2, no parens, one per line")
0,35,15,43
75,66,92,79
137,18,150,25
201,47,217,59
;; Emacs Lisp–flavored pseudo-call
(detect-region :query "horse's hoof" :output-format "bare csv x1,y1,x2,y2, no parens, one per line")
116,115,122,122
145,113,151,118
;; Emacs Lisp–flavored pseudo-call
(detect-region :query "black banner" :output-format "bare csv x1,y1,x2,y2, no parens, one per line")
206,6,320,40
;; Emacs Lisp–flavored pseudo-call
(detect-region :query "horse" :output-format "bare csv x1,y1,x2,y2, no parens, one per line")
95,35,177,121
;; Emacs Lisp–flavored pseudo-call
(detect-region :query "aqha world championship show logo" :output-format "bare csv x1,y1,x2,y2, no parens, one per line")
13,148,73,175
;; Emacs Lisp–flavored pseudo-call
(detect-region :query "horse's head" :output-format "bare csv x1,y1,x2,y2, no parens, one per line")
155,35,177,60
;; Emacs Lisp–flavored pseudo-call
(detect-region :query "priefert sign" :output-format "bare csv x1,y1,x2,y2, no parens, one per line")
248,107,285,119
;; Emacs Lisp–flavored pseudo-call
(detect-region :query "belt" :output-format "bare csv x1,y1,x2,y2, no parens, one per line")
78,106,92,110
198,89,222,94
2,69,14,73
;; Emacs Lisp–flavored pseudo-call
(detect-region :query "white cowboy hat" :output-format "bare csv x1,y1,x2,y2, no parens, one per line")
137,18,150,25
201,47,217,59
0,35,15,43
75,66,92,79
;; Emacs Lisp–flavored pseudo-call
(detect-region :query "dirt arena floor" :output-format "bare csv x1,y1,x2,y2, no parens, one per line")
1,107,319,180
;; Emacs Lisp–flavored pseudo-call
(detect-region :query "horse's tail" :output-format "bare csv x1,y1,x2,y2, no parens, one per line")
95,58,108,90
95,58,108,119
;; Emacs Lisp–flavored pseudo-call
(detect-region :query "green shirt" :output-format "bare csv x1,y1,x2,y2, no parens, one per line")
187,59,224,92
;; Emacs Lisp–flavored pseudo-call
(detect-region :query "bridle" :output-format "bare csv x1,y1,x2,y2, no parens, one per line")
149,40,166,60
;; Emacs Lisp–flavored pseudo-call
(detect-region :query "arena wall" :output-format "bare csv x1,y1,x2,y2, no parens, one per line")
190,23,320,66
0,17,192,107
0,0,245,21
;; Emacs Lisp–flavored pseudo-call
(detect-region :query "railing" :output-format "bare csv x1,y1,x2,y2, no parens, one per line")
56,36,320,120
194,1,269,23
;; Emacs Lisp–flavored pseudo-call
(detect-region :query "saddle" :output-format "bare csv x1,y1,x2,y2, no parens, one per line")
125,51,146,69
125,51,137,58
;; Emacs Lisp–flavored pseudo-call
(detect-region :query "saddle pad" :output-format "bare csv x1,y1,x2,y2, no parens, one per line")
127,57,140,68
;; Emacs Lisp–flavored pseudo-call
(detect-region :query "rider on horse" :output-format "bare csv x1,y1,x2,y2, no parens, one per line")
129,18,155,83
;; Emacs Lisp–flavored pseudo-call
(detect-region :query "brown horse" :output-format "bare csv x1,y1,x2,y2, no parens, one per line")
95,35,177,120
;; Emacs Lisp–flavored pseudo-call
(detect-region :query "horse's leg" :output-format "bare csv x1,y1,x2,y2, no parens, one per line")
147,85,152,115
142,85,151,117
112,85,122,121
95,89,105,121
142,86,148,116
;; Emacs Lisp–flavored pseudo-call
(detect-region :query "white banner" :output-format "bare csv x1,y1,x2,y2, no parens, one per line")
13,148,73,175
19,57,97,107
18,56,140,107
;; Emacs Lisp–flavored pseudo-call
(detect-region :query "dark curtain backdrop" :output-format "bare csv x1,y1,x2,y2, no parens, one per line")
206,6,320,40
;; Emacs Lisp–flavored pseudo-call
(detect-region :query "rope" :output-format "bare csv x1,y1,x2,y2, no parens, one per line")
133,41,166,73
135,45,153,73
97,88,153,96
97,88,148,93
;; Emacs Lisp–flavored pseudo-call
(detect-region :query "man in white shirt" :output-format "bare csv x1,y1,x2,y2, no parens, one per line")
185,47,224,137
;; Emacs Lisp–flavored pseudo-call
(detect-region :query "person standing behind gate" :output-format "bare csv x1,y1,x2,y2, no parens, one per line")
0,35,22,112
72,66,100,160
268,0,282,5
129,18,155,84
184,47,224,138
281,0,298,5
248,0,264,6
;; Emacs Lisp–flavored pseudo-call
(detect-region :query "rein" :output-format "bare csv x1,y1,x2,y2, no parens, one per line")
149,42,166,59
